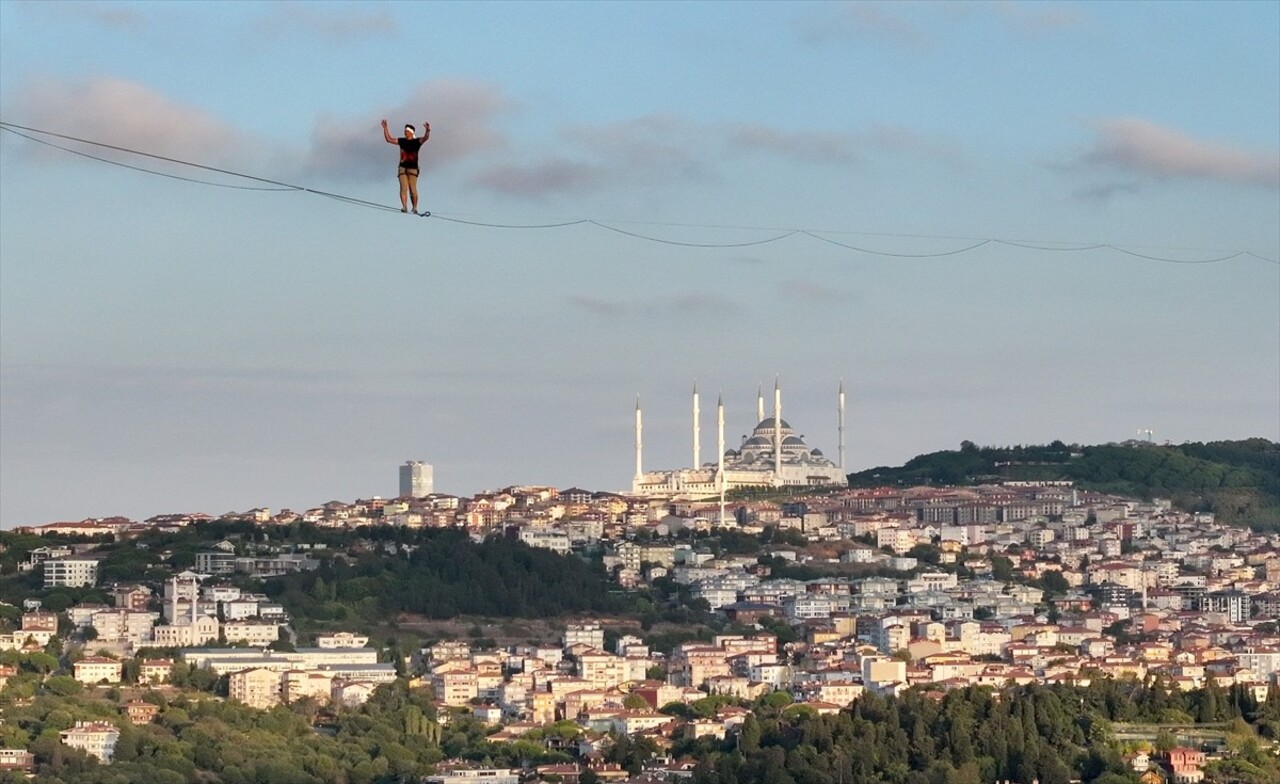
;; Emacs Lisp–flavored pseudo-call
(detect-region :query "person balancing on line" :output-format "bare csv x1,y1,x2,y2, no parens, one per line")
382,118,430,214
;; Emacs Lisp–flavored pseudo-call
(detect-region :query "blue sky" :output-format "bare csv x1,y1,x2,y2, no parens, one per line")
1,1,1277,526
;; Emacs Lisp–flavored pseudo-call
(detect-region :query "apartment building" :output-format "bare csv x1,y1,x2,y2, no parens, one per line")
43,556,100,588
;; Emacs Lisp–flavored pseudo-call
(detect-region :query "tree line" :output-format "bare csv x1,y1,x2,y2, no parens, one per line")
847,439,1280,530
5,673,1280,783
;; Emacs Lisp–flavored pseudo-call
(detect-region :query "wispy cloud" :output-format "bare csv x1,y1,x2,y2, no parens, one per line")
981,0,1085,34
4,74,964,200
253,1,396,44
471,159,607,198
568,114,710,178
795,1,1085,48
567,292,734,318
728,124,858,164
5,76,252,169
779,280,851,304
471,115,960,199
859,124,966,166
725,122,964,168
1072,181,1141,204
796,2,930,47
1078,118,1280,188
12,0,149,32
469,114,712,197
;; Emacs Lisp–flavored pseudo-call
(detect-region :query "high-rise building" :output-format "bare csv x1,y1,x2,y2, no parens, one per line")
399,461,434,498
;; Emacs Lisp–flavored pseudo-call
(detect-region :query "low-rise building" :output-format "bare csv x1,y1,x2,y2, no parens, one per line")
60,721,120,762
73,657,122,685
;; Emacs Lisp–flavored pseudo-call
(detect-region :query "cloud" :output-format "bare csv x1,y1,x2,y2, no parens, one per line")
725,122,964,169
11,0,149,32
567,292,734,318
982,0,1084,34
5,76,252,170
5,363,360,398
796,2,930,47
253,1,395,43
1079,118,1280,188
729,124,858,164
568,114,710,177
305,79,512,181
2,74,961,200
75,0,147,30
779,280,850,304
795,1,1084,47
859,124,966,165
468,114,960,198
471,159,608,197
4,75,511,186
1072,181,1141,203
467,113,713,198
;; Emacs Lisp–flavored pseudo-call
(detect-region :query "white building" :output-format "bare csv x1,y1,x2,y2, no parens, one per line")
91,609,158,646
563,623,605,650
229,667,282,710
182,647,379,675
73,657,122,685
400,461,434,498
425,769,520,784
316,632,370,649
223,621,283,647
517,528,571,554
60,722,120,763
43,557,99,588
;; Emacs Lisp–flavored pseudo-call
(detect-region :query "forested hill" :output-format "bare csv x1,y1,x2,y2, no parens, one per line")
264,528,632,622
847,438,1280,530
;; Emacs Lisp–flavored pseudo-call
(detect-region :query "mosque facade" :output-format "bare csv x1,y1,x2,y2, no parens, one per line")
629,381,847,500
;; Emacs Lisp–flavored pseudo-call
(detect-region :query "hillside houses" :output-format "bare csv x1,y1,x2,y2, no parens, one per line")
8,474,1280,780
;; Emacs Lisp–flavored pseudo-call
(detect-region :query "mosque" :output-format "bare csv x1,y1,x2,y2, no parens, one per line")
629,381,848,499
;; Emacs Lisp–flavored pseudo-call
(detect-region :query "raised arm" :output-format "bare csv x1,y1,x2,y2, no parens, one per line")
422,122,431,142
381,119,396,144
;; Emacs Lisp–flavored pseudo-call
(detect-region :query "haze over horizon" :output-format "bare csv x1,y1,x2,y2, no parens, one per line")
2,1,1277,528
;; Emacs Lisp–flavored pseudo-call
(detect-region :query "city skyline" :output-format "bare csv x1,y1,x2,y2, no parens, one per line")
1,1,1277,526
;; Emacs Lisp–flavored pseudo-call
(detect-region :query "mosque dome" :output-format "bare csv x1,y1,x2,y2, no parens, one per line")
755,416,792,431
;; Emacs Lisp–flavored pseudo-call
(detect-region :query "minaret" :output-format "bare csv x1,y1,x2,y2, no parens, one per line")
634,396,643,483
692,382,701,469
717,393,726,525
757,385,765,424
839,380,847,471
773,378,782,484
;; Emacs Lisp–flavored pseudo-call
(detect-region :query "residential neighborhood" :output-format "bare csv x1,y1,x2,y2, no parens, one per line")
3,472,1280,782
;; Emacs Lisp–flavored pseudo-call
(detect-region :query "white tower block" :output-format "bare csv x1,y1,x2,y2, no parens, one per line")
692,382,701,469
634,397,643,481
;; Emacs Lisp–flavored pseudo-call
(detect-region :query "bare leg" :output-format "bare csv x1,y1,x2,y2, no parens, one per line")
398,172,410,211
408,173,419,212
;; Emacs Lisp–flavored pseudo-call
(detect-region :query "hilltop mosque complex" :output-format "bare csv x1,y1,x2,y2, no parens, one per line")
630,381,848,500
